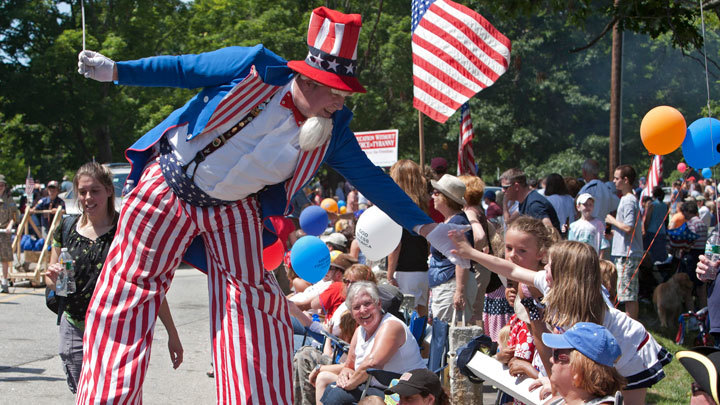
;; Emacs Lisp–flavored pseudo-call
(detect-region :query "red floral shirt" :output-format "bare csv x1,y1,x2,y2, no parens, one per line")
508,314,535,361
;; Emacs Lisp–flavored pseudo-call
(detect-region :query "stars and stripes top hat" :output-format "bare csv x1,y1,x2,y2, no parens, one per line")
288,7,367,93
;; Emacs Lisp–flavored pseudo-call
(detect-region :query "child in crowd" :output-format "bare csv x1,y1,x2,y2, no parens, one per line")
605,165,644,320
497,324,511,353
484,217,553,342
492,217,554,403
599,260,618,304
448,236,671,404
568,193,608,257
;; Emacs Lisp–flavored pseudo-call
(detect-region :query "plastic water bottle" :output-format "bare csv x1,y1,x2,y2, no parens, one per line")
59,248,76,294
312,314,320,323
702,231,720,281
122,179,135,197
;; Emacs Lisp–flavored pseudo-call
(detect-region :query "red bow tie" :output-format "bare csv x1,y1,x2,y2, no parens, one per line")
279,91,307,126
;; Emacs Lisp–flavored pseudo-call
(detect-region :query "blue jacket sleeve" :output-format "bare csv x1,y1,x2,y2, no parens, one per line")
115,45,286,89
325,125,433,233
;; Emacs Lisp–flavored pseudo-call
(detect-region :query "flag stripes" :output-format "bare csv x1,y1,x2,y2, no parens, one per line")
412,0,511,123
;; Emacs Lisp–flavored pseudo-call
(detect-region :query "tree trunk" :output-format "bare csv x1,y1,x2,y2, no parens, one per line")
96,126,112,163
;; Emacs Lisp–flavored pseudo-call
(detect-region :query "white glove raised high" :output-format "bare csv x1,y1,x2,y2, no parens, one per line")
425,223,472,269
77,50,115,82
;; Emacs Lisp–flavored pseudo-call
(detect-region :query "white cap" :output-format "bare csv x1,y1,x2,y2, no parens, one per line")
576,193,594,206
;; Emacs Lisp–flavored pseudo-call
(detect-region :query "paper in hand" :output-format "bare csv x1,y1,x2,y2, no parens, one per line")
426,223,472,269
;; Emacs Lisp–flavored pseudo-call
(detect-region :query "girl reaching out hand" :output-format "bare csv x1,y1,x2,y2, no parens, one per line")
449,222,671,404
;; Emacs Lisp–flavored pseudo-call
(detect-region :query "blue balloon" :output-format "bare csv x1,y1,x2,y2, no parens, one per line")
299,206,329,236
354,208,366,219
290,236,330,284
337,200,346,208
702,168,713,179
682,117,720,169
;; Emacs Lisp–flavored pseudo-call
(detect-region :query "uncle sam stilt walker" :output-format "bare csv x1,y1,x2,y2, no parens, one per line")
75,7,461,404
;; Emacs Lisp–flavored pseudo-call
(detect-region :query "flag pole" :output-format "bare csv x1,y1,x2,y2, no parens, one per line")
418,111,425,171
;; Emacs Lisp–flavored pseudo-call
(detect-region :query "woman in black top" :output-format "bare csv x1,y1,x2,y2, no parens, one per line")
387,160,431,317
45,162,183,394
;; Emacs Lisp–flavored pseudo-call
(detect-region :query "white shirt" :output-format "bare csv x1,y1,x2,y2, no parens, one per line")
166,82,302,200
289,279,332,303
568,217,609,254
578,179,620,221
699,205,712,227
355,313,426,386
533,271,660,377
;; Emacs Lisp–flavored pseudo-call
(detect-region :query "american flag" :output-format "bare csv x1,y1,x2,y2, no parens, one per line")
411,0,511,123
25,167,34,199
457,103,476,175
642,155,663,198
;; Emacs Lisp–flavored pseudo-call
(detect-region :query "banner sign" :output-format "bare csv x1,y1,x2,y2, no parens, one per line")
354,129,398,167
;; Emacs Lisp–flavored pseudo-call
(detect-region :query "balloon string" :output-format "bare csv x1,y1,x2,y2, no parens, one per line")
81,0,86,51
700,0,715,172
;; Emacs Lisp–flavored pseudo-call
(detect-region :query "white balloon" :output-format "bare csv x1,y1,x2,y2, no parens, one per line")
355,206,402,261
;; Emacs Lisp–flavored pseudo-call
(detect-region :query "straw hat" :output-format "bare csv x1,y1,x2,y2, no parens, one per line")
430,174,467,205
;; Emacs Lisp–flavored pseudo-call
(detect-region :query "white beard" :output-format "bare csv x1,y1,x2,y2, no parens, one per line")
298,116,333,151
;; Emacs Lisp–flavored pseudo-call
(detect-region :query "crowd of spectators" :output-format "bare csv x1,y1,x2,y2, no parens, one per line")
282,156,720,404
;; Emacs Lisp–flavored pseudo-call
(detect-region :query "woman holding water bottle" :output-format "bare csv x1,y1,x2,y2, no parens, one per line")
44,162,184,394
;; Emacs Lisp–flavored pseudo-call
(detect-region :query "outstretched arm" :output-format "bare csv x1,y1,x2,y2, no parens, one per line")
79,45,285,89
449,230,536,286
158,298,183,369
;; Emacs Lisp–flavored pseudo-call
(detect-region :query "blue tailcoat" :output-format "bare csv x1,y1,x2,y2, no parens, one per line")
115,45,432,270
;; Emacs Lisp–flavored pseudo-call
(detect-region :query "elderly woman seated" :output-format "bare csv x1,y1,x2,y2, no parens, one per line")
310,281,426,404
532,322,627,405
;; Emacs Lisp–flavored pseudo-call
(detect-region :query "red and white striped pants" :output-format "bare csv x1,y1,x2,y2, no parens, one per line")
76,162,293,404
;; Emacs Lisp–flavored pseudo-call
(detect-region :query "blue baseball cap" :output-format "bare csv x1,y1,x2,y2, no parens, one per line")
542,322,621,367
483,190,496,201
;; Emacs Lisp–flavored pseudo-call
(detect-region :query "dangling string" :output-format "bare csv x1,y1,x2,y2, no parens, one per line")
81,0,86,51
700,0,718,222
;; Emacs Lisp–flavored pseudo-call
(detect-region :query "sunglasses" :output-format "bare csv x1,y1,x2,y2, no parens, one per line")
552,349,573,364
342,278,355,285
501,184,511,190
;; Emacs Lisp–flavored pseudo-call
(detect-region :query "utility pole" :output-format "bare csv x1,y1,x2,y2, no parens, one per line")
609,0,622,177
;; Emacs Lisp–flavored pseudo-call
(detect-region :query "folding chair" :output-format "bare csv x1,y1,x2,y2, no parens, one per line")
321,330,351,364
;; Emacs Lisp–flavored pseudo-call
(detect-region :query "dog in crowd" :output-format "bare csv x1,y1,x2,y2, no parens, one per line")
653,272,694,329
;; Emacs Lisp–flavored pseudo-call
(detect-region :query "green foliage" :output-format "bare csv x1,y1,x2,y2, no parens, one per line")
1,0,720,186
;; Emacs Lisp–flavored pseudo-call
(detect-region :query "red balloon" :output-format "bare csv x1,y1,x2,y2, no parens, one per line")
677,162,687,173
263,239,284,271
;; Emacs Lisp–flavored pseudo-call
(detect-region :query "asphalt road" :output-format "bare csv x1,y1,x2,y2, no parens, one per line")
0,267,217,404
0,267,500,404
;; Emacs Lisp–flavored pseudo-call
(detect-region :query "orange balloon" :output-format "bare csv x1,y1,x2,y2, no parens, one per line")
321,198,338,213
640,106,687,155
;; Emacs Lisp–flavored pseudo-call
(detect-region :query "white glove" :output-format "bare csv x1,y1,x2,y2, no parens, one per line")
77,50,115,82
425,223,472,269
